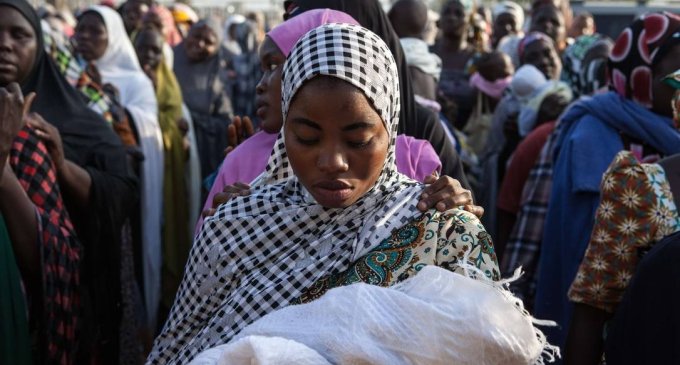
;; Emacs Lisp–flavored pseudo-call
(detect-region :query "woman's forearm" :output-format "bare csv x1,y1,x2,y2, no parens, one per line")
565,303,611,365
58,160,92,210
0,160,40,291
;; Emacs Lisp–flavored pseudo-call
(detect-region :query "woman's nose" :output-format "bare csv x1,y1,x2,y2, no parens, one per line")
317,147,349,174
255,75,267,94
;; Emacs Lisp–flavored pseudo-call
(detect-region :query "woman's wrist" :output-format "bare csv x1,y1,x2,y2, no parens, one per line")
0,154,8,181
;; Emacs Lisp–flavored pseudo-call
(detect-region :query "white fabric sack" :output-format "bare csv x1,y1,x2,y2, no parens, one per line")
193,265,557,365
189,336,330,365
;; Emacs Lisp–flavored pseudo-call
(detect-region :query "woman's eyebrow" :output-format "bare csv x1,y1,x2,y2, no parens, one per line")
342,121,376,131
290,119,376,131
290,117,321,130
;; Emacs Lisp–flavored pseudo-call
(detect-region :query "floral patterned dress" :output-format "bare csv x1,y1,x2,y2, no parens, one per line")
569,151,680,312
297,208,500,304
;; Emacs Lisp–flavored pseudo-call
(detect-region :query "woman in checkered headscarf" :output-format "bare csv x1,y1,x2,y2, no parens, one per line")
148,23,499,364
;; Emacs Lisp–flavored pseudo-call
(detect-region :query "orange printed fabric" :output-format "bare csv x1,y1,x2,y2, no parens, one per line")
569,151,680,313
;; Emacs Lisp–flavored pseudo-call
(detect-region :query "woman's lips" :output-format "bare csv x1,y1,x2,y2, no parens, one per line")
256,105,268,118
255,100,268,118
312,180,354,205
0,61,15,73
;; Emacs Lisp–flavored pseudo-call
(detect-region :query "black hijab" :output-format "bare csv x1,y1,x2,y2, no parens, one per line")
3,0,122,168
1,0,138,363
291,0,469,185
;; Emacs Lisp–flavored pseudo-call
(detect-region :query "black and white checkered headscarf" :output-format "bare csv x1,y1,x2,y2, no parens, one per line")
148,23,424,364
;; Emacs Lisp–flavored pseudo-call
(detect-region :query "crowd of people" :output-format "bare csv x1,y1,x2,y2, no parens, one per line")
1,0,680,363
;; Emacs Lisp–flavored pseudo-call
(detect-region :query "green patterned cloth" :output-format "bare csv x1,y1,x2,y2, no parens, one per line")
44,30,115,125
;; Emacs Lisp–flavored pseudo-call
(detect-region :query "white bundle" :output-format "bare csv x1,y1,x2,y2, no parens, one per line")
190,265,559,365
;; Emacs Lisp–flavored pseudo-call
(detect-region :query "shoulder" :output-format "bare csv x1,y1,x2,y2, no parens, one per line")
601,151,646,190
396,135,436,155
422,208,488,240
424,208,499,280
228,131,277,160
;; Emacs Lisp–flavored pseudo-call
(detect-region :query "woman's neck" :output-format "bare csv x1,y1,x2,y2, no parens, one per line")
440,35,468,52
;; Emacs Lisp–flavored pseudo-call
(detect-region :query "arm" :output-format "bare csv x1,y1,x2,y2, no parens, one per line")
566,151,657,363
26,113,93,209
57,160,93,209
565,303,610,365
0,85,40,293
0,161,40,290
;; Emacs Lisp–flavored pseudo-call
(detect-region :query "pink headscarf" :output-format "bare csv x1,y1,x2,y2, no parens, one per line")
146,5,183,47
267,8,358,57
470,72,512,100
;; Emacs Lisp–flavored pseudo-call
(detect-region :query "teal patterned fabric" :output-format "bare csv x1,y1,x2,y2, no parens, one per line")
296,209,500,304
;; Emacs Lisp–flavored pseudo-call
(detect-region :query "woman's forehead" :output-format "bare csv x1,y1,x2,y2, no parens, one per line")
79,11,106,28
260,36,284,59
0,5,33,31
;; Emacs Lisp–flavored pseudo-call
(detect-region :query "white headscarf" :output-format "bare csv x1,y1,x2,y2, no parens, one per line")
149,23,425,364
510,64,547,103
87,5,164,330
222,14,246,55
399,37,442,81
492,1,525,29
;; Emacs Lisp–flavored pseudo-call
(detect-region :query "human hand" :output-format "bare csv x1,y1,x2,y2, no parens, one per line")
143,64,158,90
85,62,102,85
201,182,251,218
0,84,33,157
226,115,256,154
102,83,120,102
25,112,65,171
177,117,189,136
417,173,484,218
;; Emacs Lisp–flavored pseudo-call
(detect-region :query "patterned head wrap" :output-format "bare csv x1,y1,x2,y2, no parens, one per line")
609,12,680,108
170,3,198,24
518,31,554,61
664,69,680,125
145,5,182,46
563,34,613,96
148,23,424,364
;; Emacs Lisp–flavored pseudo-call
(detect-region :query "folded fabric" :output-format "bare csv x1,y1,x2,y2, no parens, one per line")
188,336,330,365
510,64,547,103
400,37,443,81
192,265,559,365
518,81,573,136
498,34,523,67
470,72,512,100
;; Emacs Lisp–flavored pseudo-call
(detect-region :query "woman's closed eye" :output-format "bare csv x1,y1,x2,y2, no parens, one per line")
12,28,32,41
294,135,318,145
347,138,373,149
